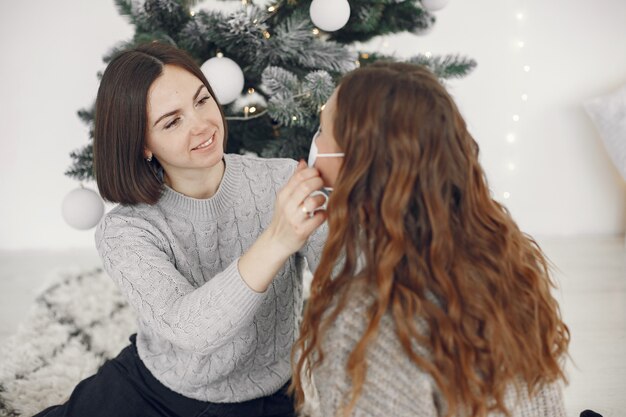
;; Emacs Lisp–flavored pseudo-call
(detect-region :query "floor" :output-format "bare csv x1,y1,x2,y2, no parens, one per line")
0,236,624,417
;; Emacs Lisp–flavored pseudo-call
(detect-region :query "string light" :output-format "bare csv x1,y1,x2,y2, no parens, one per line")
424,51,432,58
249,106,257,113
190,11,196,16
361,53,369,59
292,116,298,121
247,88,255,94
502,3,531,202
216,52,224,58
263,31,271,39
320,104,326,111
268,5,276,12
312,28,320,35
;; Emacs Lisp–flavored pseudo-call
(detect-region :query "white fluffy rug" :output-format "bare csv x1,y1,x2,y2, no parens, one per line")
0,268,320,417
0,268,136,417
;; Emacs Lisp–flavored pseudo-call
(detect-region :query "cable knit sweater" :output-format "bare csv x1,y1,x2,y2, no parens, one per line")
312,286,567,417
95,154,326,403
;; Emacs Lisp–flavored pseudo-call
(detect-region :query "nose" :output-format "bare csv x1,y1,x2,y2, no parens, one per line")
189,109,211,136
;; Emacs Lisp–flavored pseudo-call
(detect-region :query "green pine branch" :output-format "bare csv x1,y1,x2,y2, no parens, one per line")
65,0,476,182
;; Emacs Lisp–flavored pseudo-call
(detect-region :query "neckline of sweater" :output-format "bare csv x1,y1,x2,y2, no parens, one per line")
157,153,243,220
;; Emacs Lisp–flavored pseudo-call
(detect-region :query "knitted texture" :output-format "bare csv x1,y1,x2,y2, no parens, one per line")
95,154,325,403
313,287,567,417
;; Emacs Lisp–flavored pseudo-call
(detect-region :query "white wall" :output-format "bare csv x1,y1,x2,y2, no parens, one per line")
0,0,624,250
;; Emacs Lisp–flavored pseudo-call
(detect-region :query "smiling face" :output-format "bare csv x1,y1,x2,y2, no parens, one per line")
144,64,225,183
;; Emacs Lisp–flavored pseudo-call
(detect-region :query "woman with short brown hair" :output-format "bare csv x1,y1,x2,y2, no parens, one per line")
34,41,327,417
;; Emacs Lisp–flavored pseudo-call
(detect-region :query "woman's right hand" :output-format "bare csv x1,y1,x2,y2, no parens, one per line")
267,160,328,258
238,160,327,293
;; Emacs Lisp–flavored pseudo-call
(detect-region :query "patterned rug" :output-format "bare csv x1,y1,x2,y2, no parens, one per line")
0,268,135,417
0,268,319,417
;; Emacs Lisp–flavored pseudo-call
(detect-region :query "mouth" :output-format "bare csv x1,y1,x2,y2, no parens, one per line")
192,133,215,151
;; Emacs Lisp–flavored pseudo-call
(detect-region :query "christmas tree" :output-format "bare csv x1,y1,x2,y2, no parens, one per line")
65,0,476,182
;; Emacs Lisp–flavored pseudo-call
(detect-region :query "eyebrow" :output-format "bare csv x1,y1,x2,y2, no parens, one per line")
152,84,207,127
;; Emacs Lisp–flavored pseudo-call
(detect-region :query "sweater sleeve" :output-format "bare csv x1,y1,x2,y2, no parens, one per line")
95,212,266,355
313,291,439,417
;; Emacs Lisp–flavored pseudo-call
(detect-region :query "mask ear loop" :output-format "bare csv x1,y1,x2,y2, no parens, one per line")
308,189,330,213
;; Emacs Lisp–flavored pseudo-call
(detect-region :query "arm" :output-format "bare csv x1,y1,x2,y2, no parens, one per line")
238,160,326,292
96,215,264,354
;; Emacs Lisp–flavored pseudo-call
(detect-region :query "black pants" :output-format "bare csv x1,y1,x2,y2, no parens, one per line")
34,335,296,417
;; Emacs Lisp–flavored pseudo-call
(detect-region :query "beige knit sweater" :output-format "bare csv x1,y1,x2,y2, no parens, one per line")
309,287,567,417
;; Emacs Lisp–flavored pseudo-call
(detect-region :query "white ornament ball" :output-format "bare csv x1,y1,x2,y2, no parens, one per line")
62,187,105,230
421,0,450,12
310,0,351,32
200,56,245,105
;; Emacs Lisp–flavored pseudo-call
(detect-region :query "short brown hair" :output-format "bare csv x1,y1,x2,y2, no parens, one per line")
94,42,228,205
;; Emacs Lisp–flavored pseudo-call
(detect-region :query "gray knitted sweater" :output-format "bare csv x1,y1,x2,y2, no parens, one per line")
313,286,567,417
95,154,325,403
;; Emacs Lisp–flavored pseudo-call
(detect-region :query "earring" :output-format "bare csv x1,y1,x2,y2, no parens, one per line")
146,155,153,162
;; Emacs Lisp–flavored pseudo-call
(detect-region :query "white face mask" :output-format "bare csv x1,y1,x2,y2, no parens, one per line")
306,127,345,212
307,128,344,171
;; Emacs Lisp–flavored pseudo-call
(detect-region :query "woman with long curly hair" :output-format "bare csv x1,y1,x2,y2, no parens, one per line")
292,62,570,417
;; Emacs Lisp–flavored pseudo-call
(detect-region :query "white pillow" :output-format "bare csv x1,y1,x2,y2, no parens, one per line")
584,83,626,181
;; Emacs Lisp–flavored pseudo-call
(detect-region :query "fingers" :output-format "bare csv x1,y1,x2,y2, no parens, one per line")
280,160,322,199
301,192,329,214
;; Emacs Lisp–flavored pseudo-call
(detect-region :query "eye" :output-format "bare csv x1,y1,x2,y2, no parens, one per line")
196,95,212,106
164,117,181,130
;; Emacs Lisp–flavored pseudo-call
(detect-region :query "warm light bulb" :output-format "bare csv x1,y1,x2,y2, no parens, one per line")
513,115,520,122
361,53,369,59
503,192,511,199
506,134,516,143
216,52,224,58
264,31,271,39
425,51,432,58
249,106,257,113
268,6,276,12
521,94,528,101
523,65,531,72
312,28,320,35
190,11,196,16
320,104,326,111
292,116,298,121
248,88,255,94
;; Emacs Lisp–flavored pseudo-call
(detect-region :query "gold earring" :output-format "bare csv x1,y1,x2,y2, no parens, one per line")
146,155,153,162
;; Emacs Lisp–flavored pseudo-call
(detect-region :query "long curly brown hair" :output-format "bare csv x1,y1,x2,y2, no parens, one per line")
291,62,569,417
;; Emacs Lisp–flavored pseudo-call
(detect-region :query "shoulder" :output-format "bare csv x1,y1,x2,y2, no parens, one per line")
226,153,297,180
95,203,165,247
